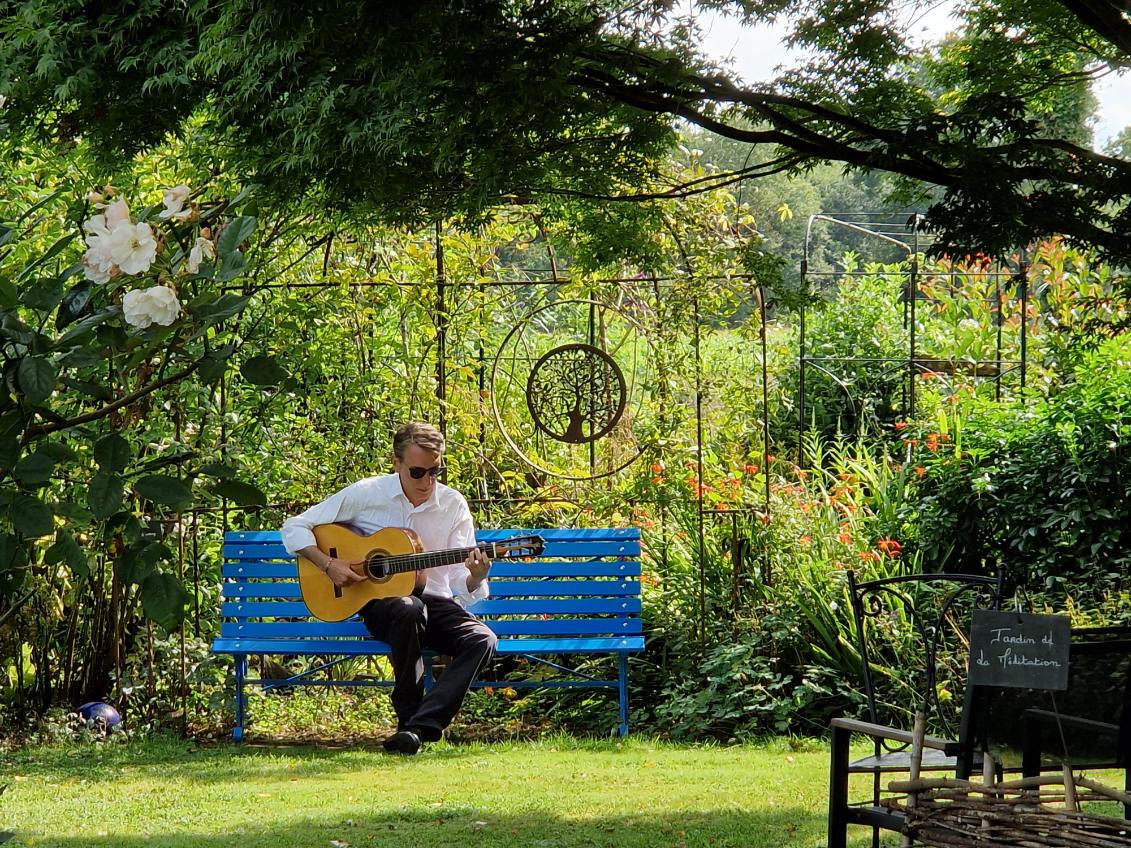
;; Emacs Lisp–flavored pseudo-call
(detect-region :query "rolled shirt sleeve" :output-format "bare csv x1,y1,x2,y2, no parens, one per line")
446,498,489,606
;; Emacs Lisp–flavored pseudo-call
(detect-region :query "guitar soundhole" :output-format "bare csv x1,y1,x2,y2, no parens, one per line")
366,550,393,582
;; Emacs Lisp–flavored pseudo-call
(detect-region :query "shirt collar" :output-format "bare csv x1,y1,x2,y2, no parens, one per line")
383,471,439,510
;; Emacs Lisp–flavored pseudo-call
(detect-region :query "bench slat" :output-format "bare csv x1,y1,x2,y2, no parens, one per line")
222,618,643,638
497,636,644,653
213,635,644,656
220,560,641,579
487,579,640,597
223,539,641,561
473,597,641,615
223,583,303,599
222,563,299,578
222,597,642,618
225,527,640,543
481,561,641,577
222,578,640,600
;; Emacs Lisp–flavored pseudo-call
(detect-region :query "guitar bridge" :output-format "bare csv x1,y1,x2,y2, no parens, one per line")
329,546,343,598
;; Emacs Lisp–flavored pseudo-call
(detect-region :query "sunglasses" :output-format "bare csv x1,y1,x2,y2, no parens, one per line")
407,465,446,479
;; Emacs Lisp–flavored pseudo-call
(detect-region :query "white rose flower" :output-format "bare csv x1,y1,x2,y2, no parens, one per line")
82,235,116,283
122,285,182,329
83,198,132,239
84,213,110,239
106,221,158,275
158,184,192,221
186,236,216,274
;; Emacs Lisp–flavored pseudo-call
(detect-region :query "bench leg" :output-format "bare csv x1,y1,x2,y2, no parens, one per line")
617,654,629,737
233,654,248,743
828,723,850,848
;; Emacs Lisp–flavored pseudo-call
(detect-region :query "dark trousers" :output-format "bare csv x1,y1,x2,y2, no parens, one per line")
361,593,497,741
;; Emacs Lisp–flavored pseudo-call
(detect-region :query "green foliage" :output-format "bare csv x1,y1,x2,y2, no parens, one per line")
793,254,910,440
4,1,1130,261
653,623,853,740
0,0,675,226
1,178,258,629
907,334,1131,601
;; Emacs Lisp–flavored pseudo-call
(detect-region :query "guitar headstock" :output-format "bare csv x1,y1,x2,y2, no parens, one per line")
491,535,545,559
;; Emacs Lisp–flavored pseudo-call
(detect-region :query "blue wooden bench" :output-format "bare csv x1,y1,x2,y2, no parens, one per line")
211,527,643,741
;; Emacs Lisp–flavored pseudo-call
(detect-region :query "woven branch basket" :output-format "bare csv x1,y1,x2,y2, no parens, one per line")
881,774,1131,848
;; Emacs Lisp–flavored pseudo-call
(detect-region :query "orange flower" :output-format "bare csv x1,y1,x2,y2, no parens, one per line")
799,535,812,546
837,531,853,545
743,464,760,475
895,420,908,431
876,538,903,558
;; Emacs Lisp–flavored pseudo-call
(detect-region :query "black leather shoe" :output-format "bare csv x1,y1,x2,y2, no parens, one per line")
382,730,421,755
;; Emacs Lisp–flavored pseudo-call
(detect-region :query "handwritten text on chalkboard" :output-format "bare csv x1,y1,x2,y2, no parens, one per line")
968,610,1071,690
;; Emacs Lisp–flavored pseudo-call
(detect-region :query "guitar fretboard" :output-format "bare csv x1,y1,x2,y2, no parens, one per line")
367,543,494,576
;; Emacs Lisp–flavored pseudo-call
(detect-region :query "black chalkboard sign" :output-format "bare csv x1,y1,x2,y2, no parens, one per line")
968,610,1071,690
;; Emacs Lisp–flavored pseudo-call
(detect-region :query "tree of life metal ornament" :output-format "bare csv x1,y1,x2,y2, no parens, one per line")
525,343,626,444
490,297,652,481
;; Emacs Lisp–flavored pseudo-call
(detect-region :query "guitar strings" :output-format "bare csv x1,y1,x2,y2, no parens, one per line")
364,543,496,575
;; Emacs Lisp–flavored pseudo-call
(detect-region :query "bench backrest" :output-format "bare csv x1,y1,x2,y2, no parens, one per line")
220,527,642,644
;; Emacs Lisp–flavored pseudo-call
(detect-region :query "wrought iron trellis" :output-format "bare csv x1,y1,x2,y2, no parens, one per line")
207,245,776,659
797,212,1030,462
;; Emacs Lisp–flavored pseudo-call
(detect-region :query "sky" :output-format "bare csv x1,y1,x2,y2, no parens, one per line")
695,4,1131,150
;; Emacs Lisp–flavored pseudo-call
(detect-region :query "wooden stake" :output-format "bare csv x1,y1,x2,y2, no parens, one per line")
900,710,927,848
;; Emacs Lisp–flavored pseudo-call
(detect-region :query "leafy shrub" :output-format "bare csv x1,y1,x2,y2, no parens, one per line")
653,629,843,739
908,334,1131,600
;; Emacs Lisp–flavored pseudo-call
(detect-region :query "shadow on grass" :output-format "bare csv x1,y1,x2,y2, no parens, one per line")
7,809,830,848
1,736,447,783
5,735,817,785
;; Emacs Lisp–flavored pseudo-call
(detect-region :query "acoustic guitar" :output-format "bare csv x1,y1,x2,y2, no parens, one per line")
298,524,544,621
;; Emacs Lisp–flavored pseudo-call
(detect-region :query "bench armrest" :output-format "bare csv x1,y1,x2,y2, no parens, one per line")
830,716,962,755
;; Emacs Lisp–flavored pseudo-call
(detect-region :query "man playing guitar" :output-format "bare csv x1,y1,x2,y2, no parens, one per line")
281,422,495,755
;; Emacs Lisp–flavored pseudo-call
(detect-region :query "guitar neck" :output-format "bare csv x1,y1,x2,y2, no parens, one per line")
375,542,492,576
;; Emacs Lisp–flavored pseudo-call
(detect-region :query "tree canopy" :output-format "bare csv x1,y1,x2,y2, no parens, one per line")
2,0,1130,260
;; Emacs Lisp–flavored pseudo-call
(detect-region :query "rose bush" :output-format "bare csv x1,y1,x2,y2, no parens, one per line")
1,180,263,642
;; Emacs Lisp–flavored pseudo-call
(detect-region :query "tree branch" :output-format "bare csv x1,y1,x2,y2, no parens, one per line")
26,361,202,439
1055,0,1131,57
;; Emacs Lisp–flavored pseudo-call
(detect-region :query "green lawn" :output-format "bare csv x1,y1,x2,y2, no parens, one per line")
0,734,882,848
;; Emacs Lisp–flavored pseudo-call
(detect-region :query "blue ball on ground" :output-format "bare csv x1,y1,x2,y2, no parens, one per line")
78,701,122,732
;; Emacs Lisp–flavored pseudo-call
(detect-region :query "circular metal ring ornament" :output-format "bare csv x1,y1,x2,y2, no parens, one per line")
525,343,626,444
490,298,653,481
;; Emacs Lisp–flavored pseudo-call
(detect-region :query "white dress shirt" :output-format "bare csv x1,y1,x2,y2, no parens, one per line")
280,473,487,605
